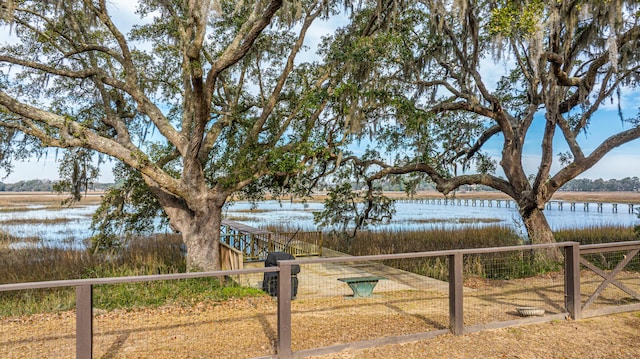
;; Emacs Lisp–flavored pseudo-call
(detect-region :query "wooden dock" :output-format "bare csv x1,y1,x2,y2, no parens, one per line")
393,198,638,214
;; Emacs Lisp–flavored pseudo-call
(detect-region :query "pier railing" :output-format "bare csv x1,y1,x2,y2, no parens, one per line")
394,198,639,213
219,231,323,261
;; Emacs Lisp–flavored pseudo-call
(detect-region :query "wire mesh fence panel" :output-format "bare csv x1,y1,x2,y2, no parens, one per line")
0,288,76,358
289,257,450,352
463,249,567,326
580,249,640,313
92,274,278,359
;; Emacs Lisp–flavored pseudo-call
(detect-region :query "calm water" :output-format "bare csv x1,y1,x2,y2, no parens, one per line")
223,200,640,232
1,199,638,249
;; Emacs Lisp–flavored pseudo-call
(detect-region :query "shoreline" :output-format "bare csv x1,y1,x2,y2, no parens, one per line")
2,190,640,205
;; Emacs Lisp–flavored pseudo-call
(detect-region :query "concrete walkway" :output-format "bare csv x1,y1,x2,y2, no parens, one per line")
243,248,450,299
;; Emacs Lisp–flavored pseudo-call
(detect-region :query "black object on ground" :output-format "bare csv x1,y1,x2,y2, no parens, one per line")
262,251,300,299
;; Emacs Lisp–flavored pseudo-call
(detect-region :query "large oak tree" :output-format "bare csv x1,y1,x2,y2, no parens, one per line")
318,0,640,256
0,0,352,270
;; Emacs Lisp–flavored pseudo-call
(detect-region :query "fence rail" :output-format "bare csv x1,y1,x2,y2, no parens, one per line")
1,241,639,358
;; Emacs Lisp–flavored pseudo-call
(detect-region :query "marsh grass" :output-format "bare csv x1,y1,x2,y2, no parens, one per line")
322,224,638,280
0,233,263,317
224,215,263,222
404,218,503,224
554,225,640,271
319,226,556,280
554,225,638,245
0,205,68,213
0,230,41,249
0,217,80,225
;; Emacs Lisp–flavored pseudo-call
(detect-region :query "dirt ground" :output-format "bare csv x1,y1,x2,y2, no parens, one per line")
0,297,638,358
2,271,639,359
315,311,640,359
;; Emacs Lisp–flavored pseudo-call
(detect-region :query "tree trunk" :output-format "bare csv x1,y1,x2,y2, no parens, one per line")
180,205,223,272
521,208,562,262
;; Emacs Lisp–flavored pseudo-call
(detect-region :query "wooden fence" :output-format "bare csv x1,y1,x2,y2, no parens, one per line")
1,241,639,358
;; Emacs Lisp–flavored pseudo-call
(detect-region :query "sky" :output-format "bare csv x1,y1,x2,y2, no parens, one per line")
1,1,639,184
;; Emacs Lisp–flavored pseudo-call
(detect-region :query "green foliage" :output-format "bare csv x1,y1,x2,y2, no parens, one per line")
560,177,640,192
314,182,395,237
488,0,544,37
0,0,352,271
52,150,101,204
89,162,166,253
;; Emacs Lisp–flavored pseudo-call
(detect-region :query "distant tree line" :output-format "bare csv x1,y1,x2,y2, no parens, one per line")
0,179,113,192
559,177,640,192
364,175,640,193
317,176,640,194
2,177,638,193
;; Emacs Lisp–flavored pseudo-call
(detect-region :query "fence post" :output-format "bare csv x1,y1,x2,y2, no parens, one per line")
277,263,292,358
448,253,464,335
76,285,93,359
564,243,582,320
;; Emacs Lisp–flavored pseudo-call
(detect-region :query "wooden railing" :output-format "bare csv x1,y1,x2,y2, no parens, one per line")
219,230,322,261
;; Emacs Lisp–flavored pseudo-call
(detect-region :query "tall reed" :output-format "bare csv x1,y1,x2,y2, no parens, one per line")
553,224,638,245
554,225,639,271
319,226,545,280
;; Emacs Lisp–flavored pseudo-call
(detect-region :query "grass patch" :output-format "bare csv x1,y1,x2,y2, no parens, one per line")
323,226,523,255
0,278,266,317
0,230,41,246
93,278,264,311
